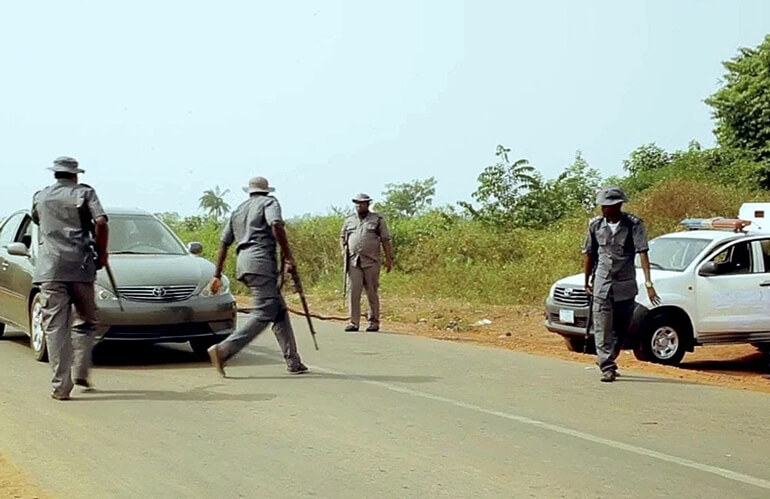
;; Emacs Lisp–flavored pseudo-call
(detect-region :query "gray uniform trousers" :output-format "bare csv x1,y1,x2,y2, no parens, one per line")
217,273,302,369
593,292,635,373
347,263,380,328
40,282,97,396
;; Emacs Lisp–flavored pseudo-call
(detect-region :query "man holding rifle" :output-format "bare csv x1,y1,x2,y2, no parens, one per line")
206,176,308,377
32,156,109,400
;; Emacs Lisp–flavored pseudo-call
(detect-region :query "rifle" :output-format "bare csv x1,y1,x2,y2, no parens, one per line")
342,238,349,304
290,270,320,351
584,260,596,354
279,256,319,351
79,203,124,312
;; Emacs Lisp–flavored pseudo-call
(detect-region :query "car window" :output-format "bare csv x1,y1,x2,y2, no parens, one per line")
15,216,34,248
109,215,187,255
0,213,25,247
635,237,711,271
709,241,753,275
760,240,770,273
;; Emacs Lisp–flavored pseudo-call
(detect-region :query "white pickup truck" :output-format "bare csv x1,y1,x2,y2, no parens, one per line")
544,203,770,366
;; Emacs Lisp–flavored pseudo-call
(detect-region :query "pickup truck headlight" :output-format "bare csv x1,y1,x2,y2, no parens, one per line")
201,276,231,297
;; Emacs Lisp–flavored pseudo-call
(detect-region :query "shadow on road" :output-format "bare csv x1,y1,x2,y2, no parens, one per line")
68,384,277,403
680,352,769,374
92,343,282,370
226,372,441,384
614,374,691,385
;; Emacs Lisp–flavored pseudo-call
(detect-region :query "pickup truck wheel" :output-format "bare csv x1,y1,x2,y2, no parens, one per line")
635,316,687,366
565,337,595,354
30,293,49,362
751,343,770,354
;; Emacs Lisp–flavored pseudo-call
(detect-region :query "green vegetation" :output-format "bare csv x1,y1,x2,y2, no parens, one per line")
162,35,770,306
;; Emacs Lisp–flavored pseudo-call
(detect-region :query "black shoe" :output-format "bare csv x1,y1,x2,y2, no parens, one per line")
601,370,617,383
75,378,94,391
344,325,359,332
288,363,309,375
51,392,71,401
366,325,380,332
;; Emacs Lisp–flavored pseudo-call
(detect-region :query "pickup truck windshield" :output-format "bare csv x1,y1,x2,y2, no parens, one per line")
635,237,711,272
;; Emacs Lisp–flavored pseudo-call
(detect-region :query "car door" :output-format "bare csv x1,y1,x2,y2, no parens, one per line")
694,238,770,340
3,216,36,327
0,212,26,325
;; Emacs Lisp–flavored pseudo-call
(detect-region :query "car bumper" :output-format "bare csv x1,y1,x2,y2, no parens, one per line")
544,296,590,338
95,294,237,342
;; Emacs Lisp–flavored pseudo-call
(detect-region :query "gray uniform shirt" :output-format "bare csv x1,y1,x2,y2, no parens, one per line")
31,179,107,283
582,213,649,302
222,194,283,280
340,212,391,269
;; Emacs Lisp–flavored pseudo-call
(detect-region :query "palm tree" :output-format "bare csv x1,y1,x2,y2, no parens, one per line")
199,186,231,221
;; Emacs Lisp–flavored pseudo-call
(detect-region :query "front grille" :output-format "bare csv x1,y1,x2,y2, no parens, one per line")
553,286,590,307
116,285,197,303
549,313,588,328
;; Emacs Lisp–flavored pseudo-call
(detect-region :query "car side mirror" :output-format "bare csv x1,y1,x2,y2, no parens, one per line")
6,242,29,257
699,261,720,277
188,242,203,255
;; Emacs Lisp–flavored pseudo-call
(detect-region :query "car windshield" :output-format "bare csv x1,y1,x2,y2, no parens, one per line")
108,215,187,255
635,237,711,272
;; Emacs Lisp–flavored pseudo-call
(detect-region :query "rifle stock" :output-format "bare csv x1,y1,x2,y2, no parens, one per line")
290,270,319,351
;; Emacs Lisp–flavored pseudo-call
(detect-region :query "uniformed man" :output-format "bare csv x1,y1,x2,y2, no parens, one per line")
206,176,308,377
31,156,109,400
340,193,393,332
583,186,661,382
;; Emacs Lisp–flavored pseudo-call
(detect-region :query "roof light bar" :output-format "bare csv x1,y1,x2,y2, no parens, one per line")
680,218,752,232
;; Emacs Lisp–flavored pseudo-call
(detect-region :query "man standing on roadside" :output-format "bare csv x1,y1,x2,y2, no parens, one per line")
32,157,109,400
206,176,308,377
340,193,393,332
583,186,660,382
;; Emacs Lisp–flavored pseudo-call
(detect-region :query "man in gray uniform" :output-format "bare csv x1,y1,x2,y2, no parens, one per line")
32,157,109,400
583,186,660,382
340,193,393,332
206,176,308,377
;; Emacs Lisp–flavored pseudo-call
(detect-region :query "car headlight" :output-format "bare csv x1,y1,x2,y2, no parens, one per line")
95,284,117,301
201,276,230,297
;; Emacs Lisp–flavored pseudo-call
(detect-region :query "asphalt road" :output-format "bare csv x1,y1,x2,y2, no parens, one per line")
1,315,770,498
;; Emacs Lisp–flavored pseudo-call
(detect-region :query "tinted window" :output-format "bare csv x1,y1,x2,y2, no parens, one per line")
709,241,753,275
0,213,24,247
760,240,770,273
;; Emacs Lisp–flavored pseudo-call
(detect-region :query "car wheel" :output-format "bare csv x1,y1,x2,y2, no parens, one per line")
30,293,49,362
565,336,595,354
190,337,220,358
0,322,5,337
634,315,687,366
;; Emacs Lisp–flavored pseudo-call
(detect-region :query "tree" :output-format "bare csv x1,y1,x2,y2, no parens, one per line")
705,34,770,185
199,186,231,221
155,212,181,227
375,177,437,219
459,144,537,225
623,143,672,176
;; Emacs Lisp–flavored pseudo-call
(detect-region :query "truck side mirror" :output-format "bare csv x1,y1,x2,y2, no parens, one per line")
188,242,203,255
6,242,29,257
699,261,720,277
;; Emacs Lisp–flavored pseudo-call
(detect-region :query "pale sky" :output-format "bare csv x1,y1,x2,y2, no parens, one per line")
1,1,769,219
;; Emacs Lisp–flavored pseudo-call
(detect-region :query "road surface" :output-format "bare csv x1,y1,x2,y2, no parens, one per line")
1,315,769,498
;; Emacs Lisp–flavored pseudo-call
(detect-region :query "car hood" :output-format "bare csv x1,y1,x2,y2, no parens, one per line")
553,268,680,288
95,254,215,288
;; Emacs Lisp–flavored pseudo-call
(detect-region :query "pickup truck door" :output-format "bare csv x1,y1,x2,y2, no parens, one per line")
694,238,770,343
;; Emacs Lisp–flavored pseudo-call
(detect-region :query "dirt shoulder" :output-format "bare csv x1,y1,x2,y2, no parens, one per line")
0,454,49,499
250,294,770,394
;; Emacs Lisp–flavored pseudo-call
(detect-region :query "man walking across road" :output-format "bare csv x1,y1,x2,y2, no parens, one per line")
340,193,393,332
206,176,308,377
583,186,660,382
32,157,109,400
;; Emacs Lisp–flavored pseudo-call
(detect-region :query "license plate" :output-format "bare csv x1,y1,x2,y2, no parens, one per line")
559,309,575,324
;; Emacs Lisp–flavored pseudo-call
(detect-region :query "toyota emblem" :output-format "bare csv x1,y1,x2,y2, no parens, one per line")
564,288,573,297
152,287,168,298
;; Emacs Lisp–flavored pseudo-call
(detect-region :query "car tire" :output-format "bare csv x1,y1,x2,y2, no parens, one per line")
752,343,770,354
29,293,48,362
565,336,595,354
190,337,221,359
633,315,687,366
0,322,5,337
